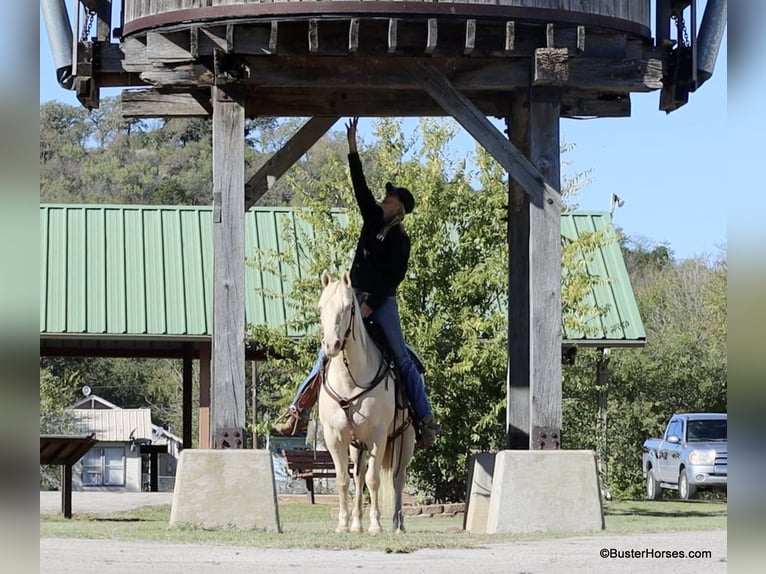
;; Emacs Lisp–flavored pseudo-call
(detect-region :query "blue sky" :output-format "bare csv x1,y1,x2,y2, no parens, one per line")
40,13,727,262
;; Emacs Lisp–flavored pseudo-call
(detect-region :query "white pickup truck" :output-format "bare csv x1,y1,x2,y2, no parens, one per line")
642,413,727,500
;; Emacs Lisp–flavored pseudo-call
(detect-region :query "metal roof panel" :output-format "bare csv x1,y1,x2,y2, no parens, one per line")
40,205,644,346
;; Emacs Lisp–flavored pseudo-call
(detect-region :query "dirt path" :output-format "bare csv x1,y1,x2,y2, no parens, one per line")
40,530,726,574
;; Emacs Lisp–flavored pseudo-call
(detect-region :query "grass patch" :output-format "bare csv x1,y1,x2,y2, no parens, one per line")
40,499,726,551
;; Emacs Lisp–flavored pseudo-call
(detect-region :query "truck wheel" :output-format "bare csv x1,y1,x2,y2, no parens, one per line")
646,468,662,500
678,469,698,500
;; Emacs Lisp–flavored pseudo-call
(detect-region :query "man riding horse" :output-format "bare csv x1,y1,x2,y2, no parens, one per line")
275,117,440,449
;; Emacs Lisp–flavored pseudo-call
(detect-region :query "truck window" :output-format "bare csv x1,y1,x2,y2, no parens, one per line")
687,419,727,442
666,420,682,439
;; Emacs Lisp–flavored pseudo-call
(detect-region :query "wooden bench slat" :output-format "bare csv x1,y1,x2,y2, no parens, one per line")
281,449,352,504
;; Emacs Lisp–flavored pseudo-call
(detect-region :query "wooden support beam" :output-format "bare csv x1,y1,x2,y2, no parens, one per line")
506,94,530,450
120,86,630,119
211,85,246,446
244,116,340,210
182,343,193,449
198,343,211,449
411,61,560,213
528,88,562,449
120,90,212,117
534,48,570,86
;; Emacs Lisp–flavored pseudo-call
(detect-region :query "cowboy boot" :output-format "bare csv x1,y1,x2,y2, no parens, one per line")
273,407,309,436
416,415,441,449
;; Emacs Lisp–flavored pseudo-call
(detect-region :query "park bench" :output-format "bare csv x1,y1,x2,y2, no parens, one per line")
281,449,352,504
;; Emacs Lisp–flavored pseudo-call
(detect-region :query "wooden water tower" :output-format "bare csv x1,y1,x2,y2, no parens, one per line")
56,1,722,452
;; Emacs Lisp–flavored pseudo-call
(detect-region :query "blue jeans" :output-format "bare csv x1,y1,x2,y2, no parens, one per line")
291,292,432,421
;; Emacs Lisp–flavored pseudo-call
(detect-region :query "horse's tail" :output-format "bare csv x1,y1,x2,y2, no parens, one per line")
379,438,397,519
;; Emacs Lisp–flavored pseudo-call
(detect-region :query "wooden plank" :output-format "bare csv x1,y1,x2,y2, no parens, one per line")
426,18,438,54
576,25,586,53
528,88,562,448
546,23,555,48
411,61,561,213
464,19,476,56
308,19,319,54
244,117,339,210
211,85,246,441
504,21,515,54
349,18,360,53
137,54,661,92
388,19,398,54
121,87,630,119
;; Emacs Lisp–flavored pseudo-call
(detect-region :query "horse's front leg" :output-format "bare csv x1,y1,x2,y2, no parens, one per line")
323,428,351,533
365,435,387,535
349,445,366,533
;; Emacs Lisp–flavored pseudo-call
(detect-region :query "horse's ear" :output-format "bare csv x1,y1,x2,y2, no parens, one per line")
342,270,352,288
321,270,332,287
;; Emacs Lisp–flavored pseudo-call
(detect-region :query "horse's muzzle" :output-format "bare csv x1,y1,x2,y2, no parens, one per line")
322,338,342,357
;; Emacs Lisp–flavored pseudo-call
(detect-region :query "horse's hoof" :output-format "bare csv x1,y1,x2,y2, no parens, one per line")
350,524,363,533
395,528,406,534
368,525,383,535
335,525,349,534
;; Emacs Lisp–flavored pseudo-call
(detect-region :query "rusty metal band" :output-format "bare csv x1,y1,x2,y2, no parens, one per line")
122,2,650,39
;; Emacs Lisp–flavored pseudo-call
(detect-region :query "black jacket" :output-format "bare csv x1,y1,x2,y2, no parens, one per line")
348,153,410,311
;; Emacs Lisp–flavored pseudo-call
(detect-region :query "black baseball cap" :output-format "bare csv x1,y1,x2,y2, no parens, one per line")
385,182,415,214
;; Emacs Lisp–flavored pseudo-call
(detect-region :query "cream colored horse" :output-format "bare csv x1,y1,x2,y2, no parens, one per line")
317,270,416,534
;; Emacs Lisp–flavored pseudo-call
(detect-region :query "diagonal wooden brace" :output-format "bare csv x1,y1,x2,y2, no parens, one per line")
410,60,561,213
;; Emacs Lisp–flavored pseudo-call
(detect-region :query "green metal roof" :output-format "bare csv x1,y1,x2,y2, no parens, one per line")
40,204,644,351
561,211,645,346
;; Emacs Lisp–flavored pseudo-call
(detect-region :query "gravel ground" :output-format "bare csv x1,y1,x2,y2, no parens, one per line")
39,492,727,574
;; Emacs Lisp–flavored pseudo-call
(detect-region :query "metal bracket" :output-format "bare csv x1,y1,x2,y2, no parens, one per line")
532,426,561,450
214,427,245,449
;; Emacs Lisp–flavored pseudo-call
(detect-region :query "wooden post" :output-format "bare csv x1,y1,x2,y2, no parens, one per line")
528,87,562,449
211,85,246,448
182,343,193,449
61,464,73,519
596,348,610,496
506,93,531,450
198,343,211,448
150,452,159,492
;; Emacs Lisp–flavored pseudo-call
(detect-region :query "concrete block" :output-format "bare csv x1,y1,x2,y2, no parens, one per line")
463,452,496,533
486,450,604,534
170,449,280,531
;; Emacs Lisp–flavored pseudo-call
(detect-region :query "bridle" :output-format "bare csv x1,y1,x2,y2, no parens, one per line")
321,293,392,450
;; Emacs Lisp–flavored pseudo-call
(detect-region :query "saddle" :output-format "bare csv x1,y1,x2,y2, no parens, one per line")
293,319,423,423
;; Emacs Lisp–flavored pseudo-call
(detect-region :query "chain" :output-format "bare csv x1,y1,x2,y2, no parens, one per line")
671,13,690,48
80,8,96,42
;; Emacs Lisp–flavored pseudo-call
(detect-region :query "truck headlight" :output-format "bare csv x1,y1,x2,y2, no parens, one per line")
688,450,716,465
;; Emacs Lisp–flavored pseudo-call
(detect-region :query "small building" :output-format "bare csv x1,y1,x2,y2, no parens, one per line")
68,394,181,492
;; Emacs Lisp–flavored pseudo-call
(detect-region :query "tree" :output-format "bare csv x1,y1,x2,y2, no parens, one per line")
562,245,727,499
